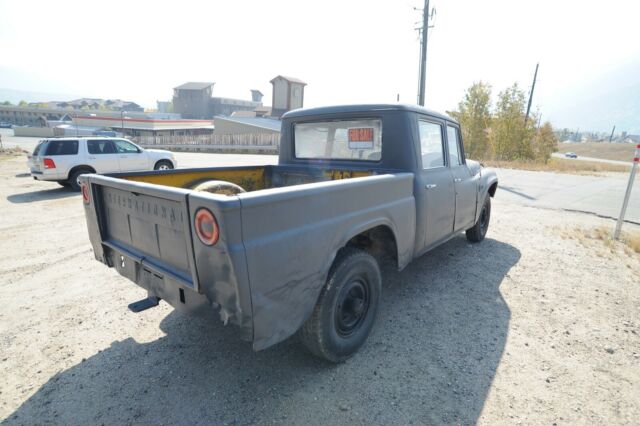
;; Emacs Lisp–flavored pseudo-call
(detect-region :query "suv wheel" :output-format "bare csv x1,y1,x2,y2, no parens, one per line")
154,160,174,170
69,169,90,192
300,247,381,362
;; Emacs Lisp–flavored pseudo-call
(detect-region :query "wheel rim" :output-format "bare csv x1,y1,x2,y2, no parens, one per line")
158,164,170,170
335,278,370,337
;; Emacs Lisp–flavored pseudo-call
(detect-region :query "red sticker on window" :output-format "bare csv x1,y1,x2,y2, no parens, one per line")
348,128,374,142
348,128,374,149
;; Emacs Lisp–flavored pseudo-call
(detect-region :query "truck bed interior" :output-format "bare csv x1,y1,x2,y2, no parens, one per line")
118,165,376,193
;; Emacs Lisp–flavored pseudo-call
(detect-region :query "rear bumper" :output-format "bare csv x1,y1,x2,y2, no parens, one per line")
100,240,254,342
103,244,214,317
30,169,64,181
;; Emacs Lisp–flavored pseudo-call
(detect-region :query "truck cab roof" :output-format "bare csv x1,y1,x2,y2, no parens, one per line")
283,103,456,124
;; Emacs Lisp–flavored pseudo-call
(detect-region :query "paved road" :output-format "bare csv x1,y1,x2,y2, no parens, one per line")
3,129,638,223
495,167,639,223
552,152,633,166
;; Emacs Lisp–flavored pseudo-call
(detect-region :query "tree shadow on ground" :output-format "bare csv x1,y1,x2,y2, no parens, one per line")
4,236,519,425
7,187,76,204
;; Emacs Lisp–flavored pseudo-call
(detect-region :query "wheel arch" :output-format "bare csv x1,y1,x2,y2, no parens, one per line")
331,220,400,272
488,181,498,197
154,158,174,169
67,164,96,180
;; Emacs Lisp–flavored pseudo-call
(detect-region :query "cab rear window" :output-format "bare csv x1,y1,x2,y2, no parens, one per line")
294,119,382,161
45,140,79,156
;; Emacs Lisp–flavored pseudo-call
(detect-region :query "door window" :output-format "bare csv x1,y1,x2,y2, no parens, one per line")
87,140,117,154
114,139,140,154
418,121,445,169
446,126,463,166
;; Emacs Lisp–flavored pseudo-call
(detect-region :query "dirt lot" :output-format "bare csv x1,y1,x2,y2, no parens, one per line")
1,153,639,425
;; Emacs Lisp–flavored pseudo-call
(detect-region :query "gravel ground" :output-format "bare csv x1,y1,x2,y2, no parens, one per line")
1,154,639,425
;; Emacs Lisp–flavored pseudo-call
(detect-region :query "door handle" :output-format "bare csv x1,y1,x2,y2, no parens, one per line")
88,156,96,159
119,155,128,158
454,178,462,183
425,184,437,189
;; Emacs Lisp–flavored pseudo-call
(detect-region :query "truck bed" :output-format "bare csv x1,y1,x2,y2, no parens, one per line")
80,165,416,350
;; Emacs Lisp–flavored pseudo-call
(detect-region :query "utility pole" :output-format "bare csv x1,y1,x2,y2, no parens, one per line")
609,125,616,142
613,144,640,240
524,63,539,125
417,0,431,106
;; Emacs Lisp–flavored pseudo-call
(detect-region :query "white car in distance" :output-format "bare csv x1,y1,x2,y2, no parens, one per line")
28,137,177,191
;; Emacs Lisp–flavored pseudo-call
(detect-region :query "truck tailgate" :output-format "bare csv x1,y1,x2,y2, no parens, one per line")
91,177,199,290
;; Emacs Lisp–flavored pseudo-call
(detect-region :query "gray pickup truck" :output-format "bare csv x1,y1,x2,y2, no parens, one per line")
80,104,498,362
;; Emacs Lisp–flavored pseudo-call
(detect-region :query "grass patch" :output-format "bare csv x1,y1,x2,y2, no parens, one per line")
558,142,636,162
485,158,632,175
558,225,640,256
0,147,27,158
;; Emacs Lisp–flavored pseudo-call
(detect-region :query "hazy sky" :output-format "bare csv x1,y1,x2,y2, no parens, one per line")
1,0,639,130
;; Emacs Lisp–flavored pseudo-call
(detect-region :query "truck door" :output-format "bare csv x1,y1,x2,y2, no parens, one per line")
446,125,478,231
416,119,455,250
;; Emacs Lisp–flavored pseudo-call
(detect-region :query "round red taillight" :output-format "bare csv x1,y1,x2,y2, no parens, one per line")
81,183,90,204
194,208,219,246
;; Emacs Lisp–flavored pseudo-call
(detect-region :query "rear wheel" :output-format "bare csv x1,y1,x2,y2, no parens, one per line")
68,169,91,192
300,248,381,363
466,196,491,242
154,160,174,170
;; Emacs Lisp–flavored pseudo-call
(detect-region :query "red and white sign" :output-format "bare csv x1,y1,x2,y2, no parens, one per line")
348,127,375,149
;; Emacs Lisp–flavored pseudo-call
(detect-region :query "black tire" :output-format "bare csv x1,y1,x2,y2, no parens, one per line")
56,181,70,187
300,247,381,363
68,169,90,192
466,196,491,243
154,160,174,171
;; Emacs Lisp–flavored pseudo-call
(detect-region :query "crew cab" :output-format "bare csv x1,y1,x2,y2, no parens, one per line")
29,137,176,191
79,104,498,362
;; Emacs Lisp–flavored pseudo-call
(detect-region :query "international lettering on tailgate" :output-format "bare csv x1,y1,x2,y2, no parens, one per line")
103,187,184,225
348,127,375,149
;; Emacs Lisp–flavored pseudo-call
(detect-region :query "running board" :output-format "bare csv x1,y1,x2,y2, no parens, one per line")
128,296,161,313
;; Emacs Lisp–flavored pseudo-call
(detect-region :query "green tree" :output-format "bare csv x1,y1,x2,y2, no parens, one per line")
1,100,12,106
533,121,558,163
18,100,28,107
489,83,534,160
451,81,492,160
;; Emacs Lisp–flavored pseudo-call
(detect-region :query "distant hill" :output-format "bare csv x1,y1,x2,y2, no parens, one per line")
0,88,83,105
545,60,640,134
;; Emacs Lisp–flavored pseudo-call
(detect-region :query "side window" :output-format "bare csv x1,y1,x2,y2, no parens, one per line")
418,120,445,169
87,140,116,154
45,140,79,156
114,140,140,154
446,126,463,166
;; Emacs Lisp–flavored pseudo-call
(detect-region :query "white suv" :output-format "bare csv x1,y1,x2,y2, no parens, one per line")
28,137,177,191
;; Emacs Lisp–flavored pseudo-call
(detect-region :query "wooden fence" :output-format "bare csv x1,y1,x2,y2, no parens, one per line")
131,133,280,147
